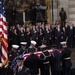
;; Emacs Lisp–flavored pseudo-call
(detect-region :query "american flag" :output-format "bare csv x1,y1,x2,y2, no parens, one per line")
0,0,8,65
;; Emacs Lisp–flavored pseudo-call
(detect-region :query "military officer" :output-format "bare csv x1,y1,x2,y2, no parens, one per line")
61,41,72,75
51,45,62,75
15,57,30,75
38,40,48,51
39,45,51,75
8,45,19,64
18,42,28,55
27,40,37,53
24,48,40,75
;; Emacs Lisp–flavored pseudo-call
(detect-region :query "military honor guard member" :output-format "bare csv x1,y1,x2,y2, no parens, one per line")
27,40,37,53
38,40,48,51
15,57,30,75
24,48,40,75
51,45,62,75
18,42,28,55
61,41,72,75
39,44,51,75
8,45,19,63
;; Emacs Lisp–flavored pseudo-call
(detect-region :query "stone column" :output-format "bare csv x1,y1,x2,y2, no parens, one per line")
44,0,51,23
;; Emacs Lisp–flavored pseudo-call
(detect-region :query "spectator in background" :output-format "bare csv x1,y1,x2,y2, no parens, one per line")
38,28,44,46
18,27,26,42
44,25,52,49
67,22,75,48
12,29,19,45
25,27,31,48
31,25,38,42
55,24,63,49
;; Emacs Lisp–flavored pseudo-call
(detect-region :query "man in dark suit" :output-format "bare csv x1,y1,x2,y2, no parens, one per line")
67,23,75,48
55,24,63,49
24,48,40,75
64,22,69,35
61,41,72,75
64,22,69,41
44,25,52,49
15,57,30,75
31,25,38,42
51,45,62,75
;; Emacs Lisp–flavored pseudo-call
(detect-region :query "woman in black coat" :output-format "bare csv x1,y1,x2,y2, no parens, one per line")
12,29,19,45
38,28,44,46
25,27,31,48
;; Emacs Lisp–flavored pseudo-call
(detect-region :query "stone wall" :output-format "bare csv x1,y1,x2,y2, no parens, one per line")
69,0,75,25
50,0,69,23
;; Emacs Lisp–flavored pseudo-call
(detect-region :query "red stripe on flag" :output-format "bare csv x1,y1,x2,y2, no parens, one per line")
0,18,6,25
1,52,7,61
2,40,7,53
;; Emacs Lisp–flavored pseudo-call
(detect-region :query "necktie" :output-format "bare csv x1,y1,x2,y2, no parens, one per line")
18,68,21,72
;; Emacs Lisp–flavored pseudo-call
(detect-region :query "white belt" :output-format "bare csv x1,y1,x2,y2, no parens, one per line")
43,61,49,64
64,57,70,60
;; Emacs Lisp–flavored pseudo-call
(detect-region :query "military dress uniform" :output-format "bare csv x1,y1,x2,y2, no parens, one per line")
15,58,30,75
8,45,19,64
18,42,28,55
15,66,30,75
24,48,40,75
51,50,62,75
27,40,37,53
62,47,72,75
39,50,51,75
8,50,18,62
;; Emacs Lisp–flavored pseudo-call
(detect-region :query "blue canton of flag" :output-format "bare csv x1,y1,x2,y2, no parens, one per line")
11,55,22,70
0,0,5,16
